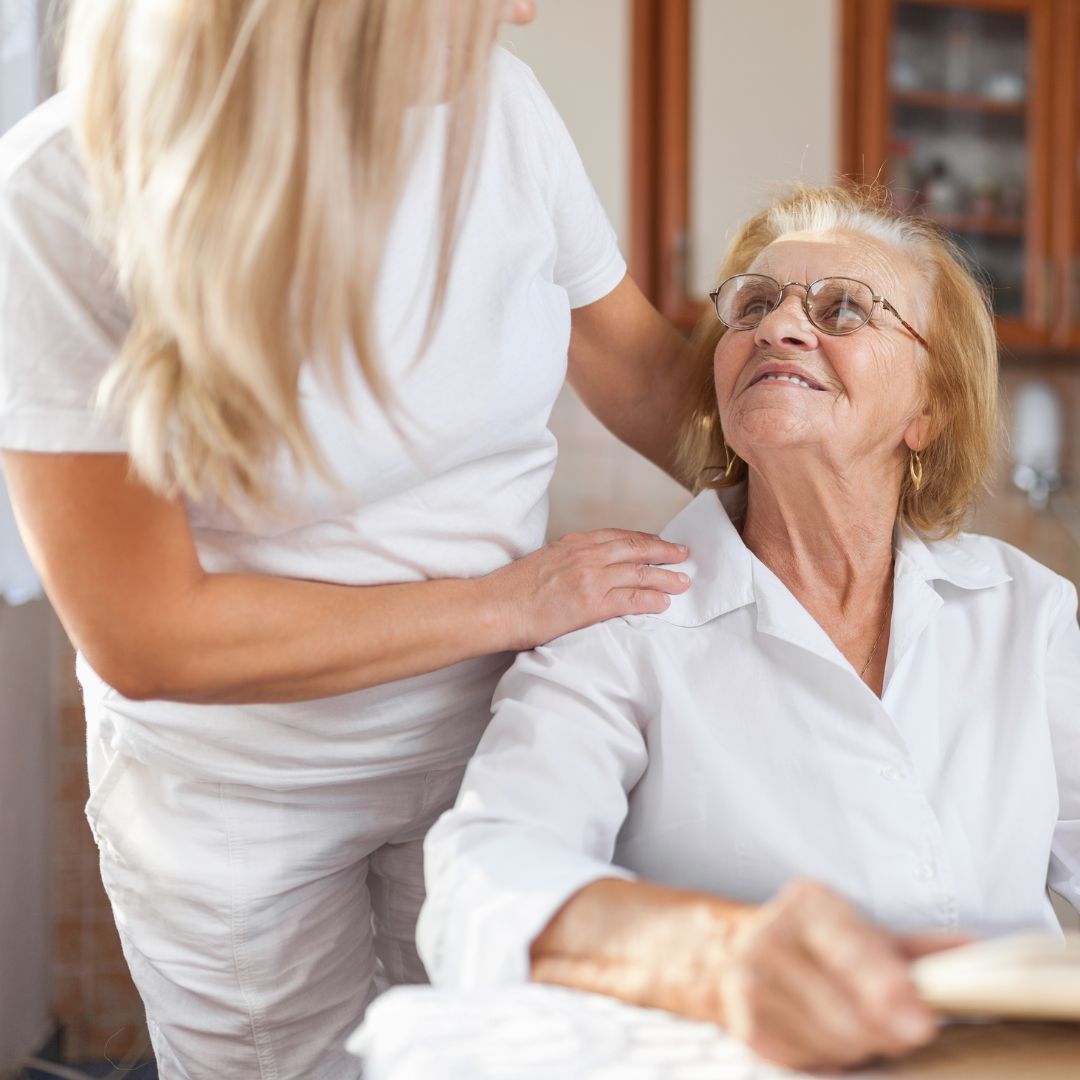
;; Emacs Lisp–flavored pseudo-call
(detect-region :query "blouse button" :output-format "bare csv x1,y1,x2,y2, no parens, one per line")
913,862,937,882
880,765,903,781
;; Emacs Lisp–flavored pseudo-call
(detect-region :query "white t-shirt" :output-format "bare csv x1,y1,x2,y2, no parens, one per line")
0,49,627,787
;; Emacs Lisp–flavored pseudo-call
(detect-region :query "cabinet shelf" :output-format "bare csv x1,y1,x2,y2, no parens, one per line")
892,88,1027,116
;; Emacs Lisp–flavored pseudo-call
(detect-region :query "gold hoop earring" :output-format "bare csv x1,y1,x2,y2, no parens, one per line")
909,449,923,492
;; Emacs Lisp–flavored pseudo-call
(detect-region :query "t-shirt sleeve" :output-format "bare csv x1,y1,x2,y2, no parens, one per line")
508,54,627,309
0,128,130,453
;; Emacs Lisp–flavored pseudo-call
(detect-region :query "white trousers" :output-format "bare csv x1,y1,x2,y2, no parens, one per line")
85,717,466,1080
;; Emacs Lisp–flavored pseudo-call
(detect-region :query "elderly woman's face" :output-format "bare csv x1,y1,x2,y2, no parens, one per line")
713,231,931,474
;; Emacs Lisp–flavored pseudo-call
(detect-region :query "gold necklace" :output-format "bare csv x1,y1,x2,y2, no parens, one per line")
858,592,893,679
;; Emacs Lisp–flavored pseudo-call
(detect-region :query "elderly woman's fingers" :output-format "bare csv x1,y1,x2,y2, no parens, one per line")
897,932,975,958
723,892,921,1068
786,882,938,1050
723,975,858,1070
723,940,878,1067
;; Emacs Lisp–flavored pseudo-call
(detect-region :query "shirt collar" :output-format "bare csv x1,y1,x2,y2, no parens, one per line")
893,527,1012,591
654,488,1010,630
654,488,754,628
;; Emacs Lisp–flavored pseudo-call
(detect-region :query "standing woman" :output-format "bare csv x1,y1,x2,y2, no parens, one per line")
0,1,694,1076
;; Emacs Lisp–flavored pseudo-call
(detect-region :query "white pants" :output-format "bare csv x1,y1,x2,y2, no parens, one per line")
85,720,467,1080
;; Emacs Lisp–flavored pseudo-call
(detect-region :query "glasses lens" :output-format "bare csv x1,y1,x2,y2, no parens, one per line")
715,275,780,329
806,278,875,334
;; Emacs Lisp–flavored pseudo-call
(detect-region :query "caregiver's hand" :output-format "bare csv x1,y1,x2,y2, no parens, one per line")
483,529,690,649
721,880,961,1071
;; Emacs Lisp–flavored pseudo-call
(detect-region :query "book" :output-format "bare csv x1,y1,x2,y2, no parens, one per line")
912,931,1080,1021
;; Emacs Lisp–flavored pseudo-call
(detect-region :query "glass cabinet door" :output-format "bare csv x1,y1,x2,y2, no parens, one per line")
877,1,1052,346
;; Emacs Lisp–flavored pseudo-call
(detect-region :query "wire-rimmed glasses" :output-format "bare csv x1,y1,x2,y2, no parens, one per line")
708,274,928,349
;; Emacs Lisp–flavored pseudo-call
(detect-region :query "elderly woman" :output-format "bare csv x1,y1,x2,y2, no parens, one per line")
416,186,1080,1071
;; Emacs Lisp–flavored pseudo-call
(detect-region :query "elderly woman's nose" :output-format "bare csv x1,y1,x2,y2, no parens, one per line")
753,294,818,350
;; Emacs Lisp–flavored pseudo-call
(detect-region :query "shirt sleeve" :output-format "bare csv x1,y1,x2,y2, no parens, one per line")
508,55,627,309
0,136,130,453
417,620,647,989
1047,577,1080,917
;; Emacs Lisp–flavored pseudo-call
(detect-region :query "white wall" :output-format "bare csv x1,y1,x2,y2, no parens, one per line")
690,0,838,293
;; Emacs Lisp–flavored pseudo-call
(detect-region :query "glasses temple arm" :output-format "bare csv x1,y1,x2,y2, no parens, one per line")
880,299,929,349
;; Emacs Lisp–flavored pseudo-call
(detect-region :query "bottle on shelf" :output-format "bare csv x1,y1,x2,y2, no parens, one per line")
922,159,964,216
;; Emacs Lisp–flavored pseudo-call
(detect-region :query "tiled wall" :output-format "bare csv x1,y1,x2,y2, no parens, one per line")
46,366,1080,1060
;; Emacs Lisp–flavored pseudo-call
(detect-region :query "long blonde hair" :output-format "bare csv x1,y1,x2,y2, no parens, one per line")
678,185,1001,539
61,0,501,510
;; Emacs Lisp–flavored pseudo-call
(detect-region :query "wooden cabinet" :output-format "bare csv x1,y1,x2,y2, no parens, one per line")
633,0,1080,353
843,0,1080,353
1052,0,1080,350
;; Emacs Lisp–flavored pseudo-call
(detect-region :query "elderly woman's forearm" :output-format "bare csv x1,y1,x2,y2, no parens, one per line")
529,878,751,1022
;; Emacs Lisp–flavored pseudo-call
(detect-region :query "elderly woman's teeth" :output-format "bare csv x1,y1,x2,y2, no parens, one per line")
760,374,812,389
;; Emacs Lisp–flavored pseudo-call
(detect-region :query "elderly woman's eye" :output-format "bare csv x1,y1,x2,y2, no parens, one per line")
738,298,771,318
814,287,871,329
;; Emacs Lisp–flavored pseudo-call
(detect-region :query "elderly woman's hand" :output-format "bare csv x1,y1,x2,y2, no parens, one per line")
720,879,963,1070
480,529,690,650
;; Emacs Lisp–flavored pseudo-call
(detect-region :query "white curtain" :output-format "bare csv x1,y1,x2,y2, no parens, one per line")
0,0,41,604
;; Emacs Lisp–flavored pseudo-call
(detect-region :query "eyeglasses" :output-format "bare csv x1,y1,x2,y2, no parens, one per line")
708,274,928,349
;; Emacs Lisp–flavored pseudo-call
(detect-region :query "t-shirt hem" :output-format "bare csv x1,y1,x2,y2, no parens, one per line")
0,411,127,452
563,255,627,310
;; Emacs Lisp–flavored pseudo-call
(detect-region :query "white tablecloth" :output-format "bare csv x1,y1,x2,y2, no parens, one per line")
347,985,1080,1080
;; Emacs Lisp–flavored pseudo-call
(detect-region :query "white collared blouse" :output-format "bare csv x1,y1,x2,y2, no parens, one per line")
417,490,1080,989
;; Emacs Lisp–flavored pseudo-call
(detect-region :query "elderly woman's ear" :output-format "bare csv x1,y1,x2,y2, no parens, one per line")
903,401,938,454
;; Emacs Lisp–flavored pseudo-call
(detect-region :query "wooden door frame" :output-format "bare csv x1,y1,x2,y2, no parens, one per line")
1052,0,1080,348
629,0,698,330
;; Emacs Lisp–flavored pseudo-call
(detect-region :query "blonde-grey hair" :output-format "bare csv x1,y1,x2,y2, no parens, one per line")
678,185,1001,539
61,0,502,511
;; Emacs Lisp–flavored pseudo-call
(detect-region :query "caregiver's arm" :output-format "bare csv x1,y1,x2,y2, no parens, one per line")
1,451,688,704
532,877,950,1072
568,275,698,484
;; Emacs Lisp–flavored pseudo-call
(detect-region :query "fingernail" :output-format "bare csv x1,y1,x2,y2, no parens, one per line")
661,594,671,606
892,1009,934,1043
678,544,689,553
677,573,690,584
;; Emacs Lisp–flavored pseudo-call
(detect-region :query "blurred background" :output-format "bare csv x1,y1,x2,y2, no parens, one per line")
3,0,1080,1075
